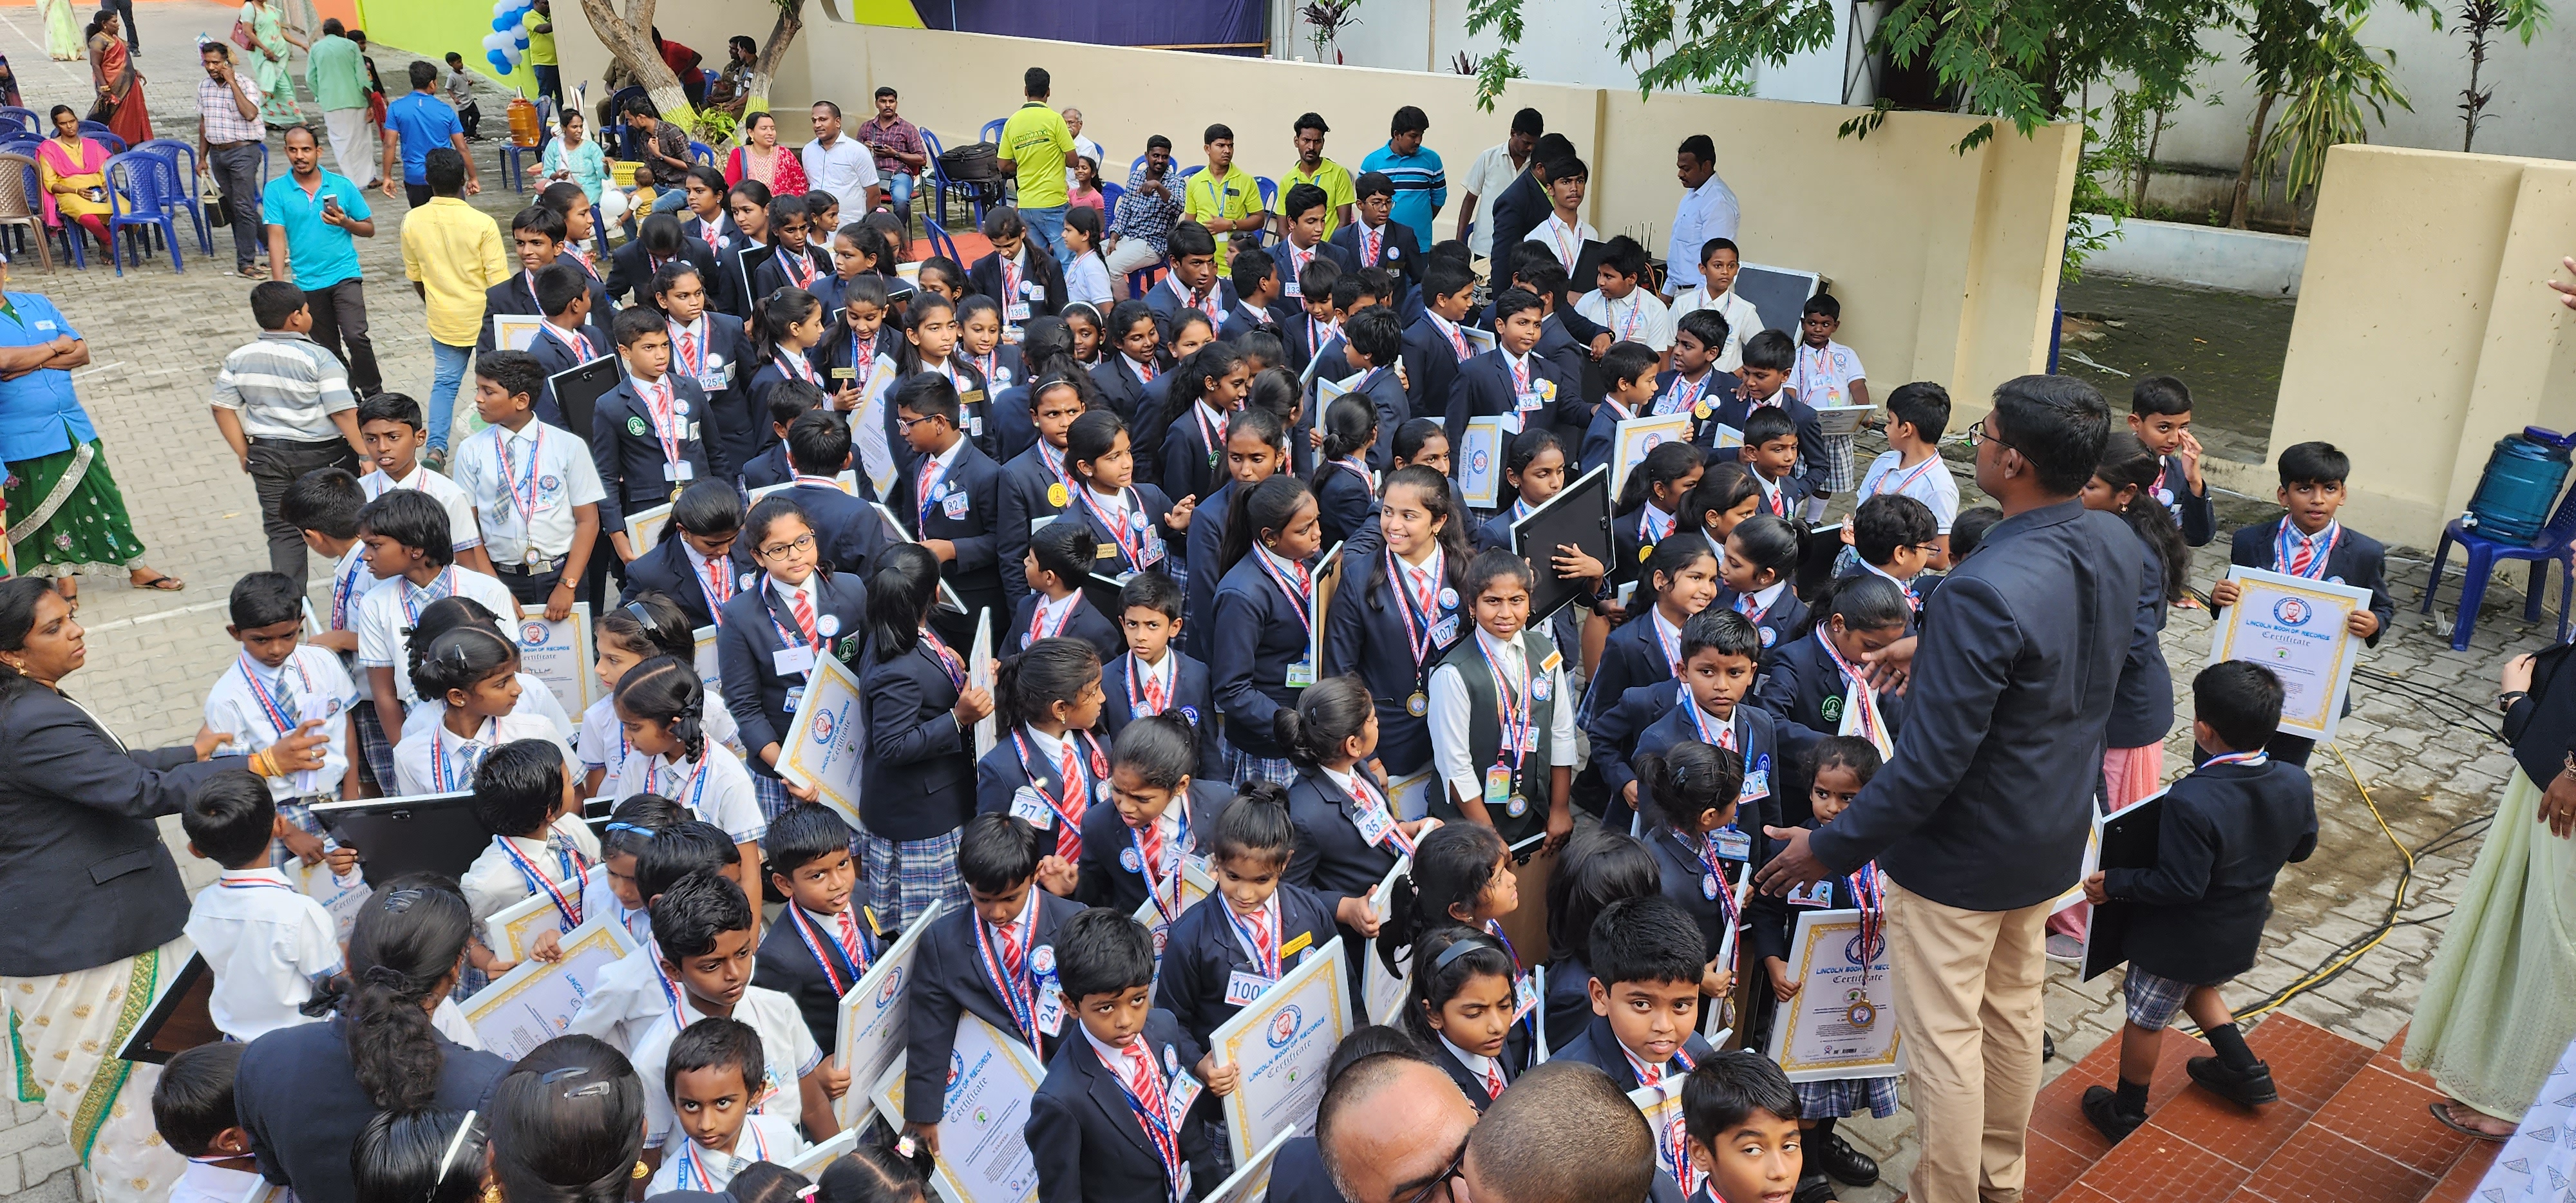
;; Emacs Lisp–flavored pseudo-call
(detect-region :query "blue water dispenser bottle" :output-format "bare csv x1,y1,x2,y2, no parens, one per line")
2465,426,2576,542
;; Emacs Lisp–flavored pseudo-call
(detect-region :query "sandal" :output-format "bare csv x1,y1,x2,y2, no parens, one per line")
2429,1101,2514,1142
128,571,184,592
235,266,265,280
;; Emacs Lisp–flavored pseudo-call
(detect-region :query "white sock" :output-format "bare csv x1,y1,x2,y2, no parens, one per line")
1799,497,1830,523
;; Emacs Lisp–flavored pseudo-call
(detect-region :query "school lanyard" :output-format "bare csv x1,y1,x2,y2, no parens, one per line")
1133,804,1189,926
673,1122,770,1193
1622,1041,1696,1087
236,652,310,744
1848,860,1884,996
647,942,688,1023
693,553,734,625
536,320,588,364
1638,503,1675,544
921,629,968,690
492,425,544,528
635,378,686,469
402,566,457,625
1344,769,1416,856
1546,216,1578,267
767,579,824,663
1386,547,1448,668
2202,749,2269,770
430,716,495,792
1108,1041,1188,1201
778,246,817,289
657,755,712,818
332,555,365,630
1128,651,1173,717
1610,294,1644,341
668,318,708,379
1025,592,1083,645
787,904,868,996
1814,629,1887,751
916,451,956,532
1010,728,1101,860
1872,455,1942,500
1001,256,1023,315
1224,898,1282,980
1037,443,1079,508
1253,546,1316,642
1473,634,1534,777
779,348,820,386
1658,372,1707,418
496,835,586,931
2274,520,2340,579
973,913,1039,1043
1651,611,1682,678
1081,485,1151,571
1192,403,1226,469
1429,313,1467,359
1683,697,1738,752
1732,586,1777,627
1678,829,1743,933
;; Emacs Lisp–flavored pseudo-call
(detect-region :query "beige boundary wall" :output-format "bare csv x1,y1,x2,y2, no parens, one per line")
555,12,2079,412
2269,145,2576,547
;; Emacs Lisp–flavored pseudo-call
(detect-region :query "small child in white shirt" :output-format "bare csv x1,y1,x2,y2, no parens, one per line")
1665,237,1763,373
1851,381,1960,569
607,658,767,903
205,571,363,868
583,594,741,797
1786,294,1870,522
357,392,489,571
180,772,343,1043
643,1018,810,1195
1575,236,1674,355
153,1045,267,1203
629,872,835,1152
567,820,741,1056
392,613,576,797
459,737,603,960
586,793,690,947
353,489,523,743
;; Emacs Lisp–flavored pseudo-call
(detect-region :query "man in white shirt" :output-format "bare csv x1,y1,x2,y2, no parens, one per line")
1063,106,1103,192
1457,108,1544,261
180,777,345,1043
1663,135,1741,298
802,100,882,214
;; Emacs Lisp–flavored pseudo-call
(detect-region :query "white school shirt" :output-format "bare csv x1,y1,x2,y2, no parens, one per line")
565,940,672,1055
1575,288,1675,352
579,690,741,776
1426,627,1578,808
170,1160,269,1203
1788,339,1867,409
449,418,608,565
1663,173,1742,292
431,994,486,1049
1667,284,1763,373
1066,252,1114,310
1856,448,1962,534
355,565,523,708
325,544,393,635
582,862,654,946
611,742,766,845
1461,143,1524,260
1126,648,1177,718
460,813,604,926
363,462,484,551
185,867,343,1042
645,1114,808,1196
390,710,574,796
1524,214,1598,272
202,646,361,804
413,670,578,745
634,983,822,1146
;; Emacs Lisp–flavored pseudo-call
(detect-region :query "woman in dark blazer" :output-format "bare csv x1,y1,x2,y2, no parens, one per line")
717,495,871,816
0,579,328,1190
856,543,990,929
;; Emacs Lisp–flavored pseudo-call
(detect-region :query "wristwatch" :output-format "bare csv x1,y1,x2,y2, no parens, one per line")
2501,689,2530,714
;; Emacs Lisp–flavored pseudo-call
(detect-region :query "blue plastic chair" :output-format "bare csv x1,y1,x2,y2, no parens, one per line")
133,139,209,255
500,138,537,193
77,120,113,141
689,141,715,168
0,111,28,136
1255,176,1277,245
923,216,960,265
923,127,990,229
90,133,126,156
978,118,1004,146
2422,484,2576,650
100,151,182,274
1098,180,1122,220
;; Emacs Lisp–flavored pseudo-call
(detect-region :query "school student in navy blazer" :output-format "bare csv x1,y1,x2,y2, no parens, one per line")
1631,743,1766,974
1096,573,1224,786
1072,773,1232,914
714,497,871,804
621,480,757,631
1714,515,1809,671
1444,289,1582,459
1027,911,1221,1203
973,638,1113,855
477,237,613,354
904,815,1086,1133
607,216,719,305
1584,680,1680,825
654,266,753,453
1157,343,1249,516
893,372,1007,641
1328,180,1421,311
591,309,714,547
1003,527,1124,663
1153,783,1352,1048
778,415,889,576
1209,477,1326,775
1406,927,1530,1112
1318,477,1468,782
1629,677,1780,849
750,205,830,301
753,804,884,1049
967,215,1069,321
857,558,984,901
1552,995,1720,1094
1310,455,1374,554
998,444,1074,615
1748,576,1911,827
1061,461,1184,584
1090,331,1160,434
1402,281,1477,444
522,305,603,431
1143,223,1237,343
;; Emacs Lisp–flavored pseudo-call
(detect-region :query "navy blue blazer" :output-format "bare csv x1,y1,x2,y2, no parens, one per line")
679,213,744,258
1282,763,1406,902
739,442,794,491
1551,1012,1717,1091
902,443,1008,625
751,245,830,304
1645,825,1749,965
1090,353,1158,433
522,322,603,428
714,243,772,320
1629,702,1782,854
1428,1028,1521,1113
975,726,1112,846
656,314,752,470
620,531,757,631
1209,551,1318,761
754,905,880,1050
904,890,1087,1122
1182,480,1233,663
2107,531,2174,751
967,249,1068,322
1159,402,1231,516
1542,952,1594,1053
2101,757,2316,983
607,238,718,305
1220,301,1282,346
475,269,611,352
1099,650,1224,780
1071,779,1232,913
589,374,714,534
1582,682,1680,817
714,571,870,777
1446,350,1579,464
989,383,1045,468
858,639,979,842
1276,311,1332,378
1271,239,1358,306
1342,366,1408,472
1312,461,1375,553
1153,883,1341,1047
1401,316,1469,440
1533,315,1588,399
237,1019,509,1203
1262,1137,1342,1203
1608,507,1692,591
1145,279,1238,344
1327,220,1421,310
1582,609,1680,727
736,352,828,472
2157,453,2217,547
1747,630,1904,828
1712,583,1809,671
1027,1009,1217,1203
815,323,890,392
1004,591,1124,661
1320,548,1463,777
2226,516,2395,645
1065,484,1182,581
998,446,1071,611
779,478,889,578
1710,393,1826,494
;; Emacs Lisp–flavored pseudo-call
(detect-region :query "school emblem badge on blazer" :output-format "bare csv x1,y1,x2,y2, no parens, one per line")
1821,694,1843,724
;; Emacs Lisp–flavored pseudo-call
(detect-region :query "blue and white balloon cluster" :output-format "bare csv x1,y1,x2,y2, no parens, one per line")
480,0,534,73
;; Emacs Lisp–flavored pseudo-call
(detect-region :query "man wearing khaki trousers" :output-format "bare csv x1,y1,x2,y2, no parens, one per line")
1759,374,2137,1203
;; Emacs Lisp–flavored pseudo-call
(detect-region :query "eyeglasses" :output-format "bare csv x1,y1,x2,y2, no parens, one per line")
1968,418,2016,453
1393,1139,1470,1203
759,533,817,559
894,413,942,433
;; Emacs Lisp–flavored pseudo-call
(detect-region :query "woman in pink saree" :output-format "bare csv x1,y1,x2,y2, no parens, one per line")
37,106,110,253
84,9,149,148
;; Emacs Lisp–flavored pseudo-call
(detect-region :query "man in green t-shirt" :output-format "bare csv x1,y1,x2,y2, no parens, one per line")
996,66,1075,264
1182,122,1268,275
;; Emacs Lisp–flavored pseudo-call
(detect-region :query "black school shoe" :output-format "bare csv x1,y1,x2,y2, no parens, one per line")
2187,1054,2280,1107
1792,1173,1839,1203
2081,1085,2146,1143
1808,1130,1879,1187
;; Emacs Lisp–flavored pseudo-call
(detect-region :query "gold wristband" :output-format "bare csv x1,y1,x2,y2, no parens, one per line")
630,1161,651,1180
247,750,274,778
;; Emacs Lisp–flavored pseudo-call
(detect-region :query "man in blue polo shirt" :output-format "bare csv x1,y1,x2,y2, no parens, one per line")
1360,106,1446,252
381,59,477,207
265,124,381,395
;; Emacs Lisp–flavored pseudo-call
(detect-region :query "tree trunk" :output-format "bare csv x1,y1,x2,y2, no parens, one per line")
2133,109,2165,211
576,0,693,124
2229,90,2275,230
744,0,805,118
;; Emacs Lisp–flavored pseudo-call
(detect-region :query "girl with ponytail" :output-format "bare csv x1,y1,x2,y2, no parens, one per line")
1715,511,1808,663
1005,520,1122,661
1309,392,1379,549
1183,402,1290,663
393,622,573,797
583,591,739,795
1155,779,1381,1047
975,636,1107,882
1375,820,1516,981
1280,674,1436,981
996,367,1090,598
1584,534,1719,723
1062,408,1193,580
1631,742,1745,1005
1210,473,1323,784
1610,439,1706,583
1319,466,1468,781
611,656,764,904
353,1108,489,1203
1157,339,1250,508
857,544,993,930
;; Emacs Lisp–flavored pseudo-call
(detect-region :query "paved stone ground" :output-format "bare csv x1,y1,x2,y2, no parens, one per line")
0,7,2547,1199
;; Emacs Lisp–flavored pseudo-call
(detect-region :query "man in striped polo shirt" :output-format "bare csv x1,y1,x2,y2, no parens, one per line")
211,282,366,590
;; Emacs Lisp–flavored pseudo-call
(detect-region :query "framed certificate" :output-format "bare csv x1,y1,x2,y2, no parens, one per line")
1204,1128,1297,1203
694,625,722,694
867,1014,1046,1203
1610,413,1696,498
854,355,902,499
515,602,594,725
788,1129,857,1178
1211,938,1354,1165
1316,372,1361,439
1387,770,1434,822
1363,854,1412,1024
969,611,997,753
779,653,868,829
1763,907,1903,1082
1308,540,1345,677
2208,566,2372,740
293,858,370,946
2049,819,2104,916
1510,465,1613,621
623,501,674,556
484,889,579,963
833,900,943,1128
1457,418,1507,509
1629,1081,1707,1198
489,314,547,352
462,920,636,1060
1810,403,1875,437
1461,325,1496,357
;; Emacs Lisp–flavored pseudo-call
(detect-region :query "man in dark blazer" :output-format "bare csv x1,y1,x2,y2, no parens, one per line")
592,309,718,554
619,480,755,630
607,213,719,307
894,374,1005,646
1756,375,2140,1203
1331,173,1423,314
1026,909,1222,1203
904,815,1086,1134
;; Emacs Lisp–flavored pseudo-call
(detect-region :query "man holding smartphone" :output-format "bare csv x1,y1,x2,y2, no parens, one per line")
265,124,382,395
1103,133,1182,287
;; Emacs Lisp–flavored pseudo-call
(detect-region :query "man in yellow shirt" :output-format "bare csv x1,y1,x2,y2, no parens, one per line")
996,66,1075,264
398,147,509,464
1183,123,1268,275
1280,111,1356,240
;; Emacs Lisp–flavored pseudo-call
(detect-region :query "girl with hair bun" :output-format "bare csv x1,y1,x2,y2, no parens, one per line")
352,1108,489,1203
1374,820,1531,1059
485,1036,648,1203
1211,473,1324,786
975,636,1106,890
583,590,741,795
610,656,765,904
1155,780,1380,1049
393,622,574,797
1280,674,1438,983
